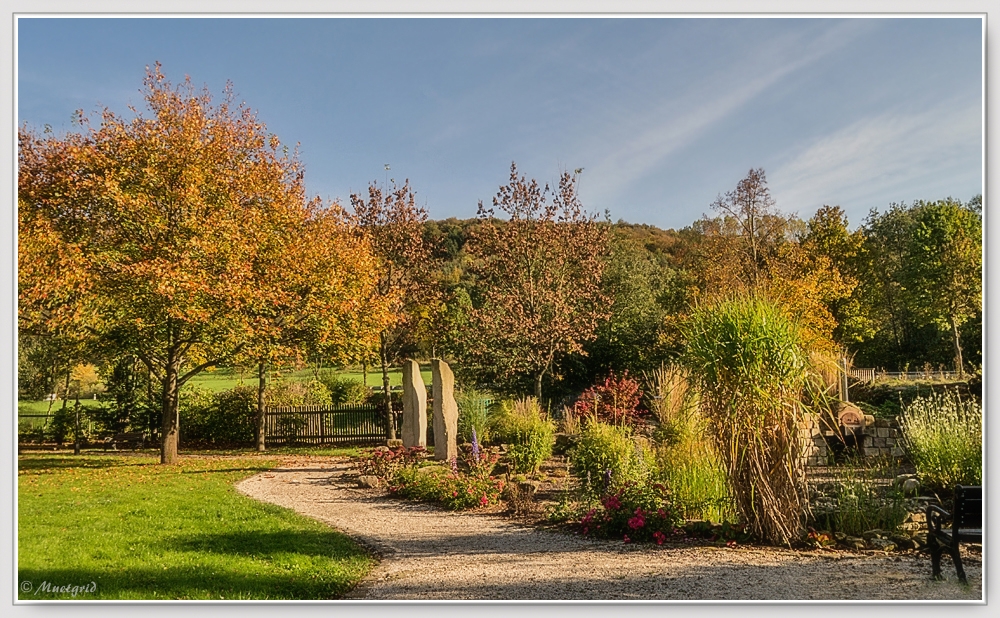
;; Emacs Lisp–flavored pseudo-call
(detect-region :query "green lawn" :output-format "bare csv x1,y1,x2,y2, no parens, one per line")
18,399,103,416
18,454,375,600
183,365,434,393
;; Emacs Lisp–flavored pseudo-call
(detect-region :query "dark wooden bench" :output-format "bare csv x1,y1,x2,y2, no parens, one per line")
104,431,146,451
926,485,982,584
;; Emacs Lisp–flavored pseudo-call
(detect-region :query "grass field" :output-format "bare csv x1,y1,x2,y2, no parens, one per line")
183,365,434,393
17,454,375,600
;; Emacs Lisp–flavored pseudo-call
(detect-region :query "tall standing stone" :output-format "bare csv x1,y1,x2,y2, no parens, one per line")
401,359,427,448
432,358,459,461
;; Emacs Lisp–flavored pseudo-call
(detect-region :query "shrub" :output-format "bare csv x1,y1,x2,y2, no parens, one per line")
265,378,332,407
569,421,651,497
180,385,256,444
322,375,370,405
898,389,981,490
489,397,555,473
683,294,814,546
457,387,493,444
578,481,682,543
574,370,642,426
385,442,506,511
391,465,507,511
357,446,427,481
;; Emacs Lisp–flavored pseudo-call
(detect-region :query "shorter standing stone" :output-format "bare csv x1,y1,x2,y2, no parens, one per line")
432,358,459,461
401,360,427,448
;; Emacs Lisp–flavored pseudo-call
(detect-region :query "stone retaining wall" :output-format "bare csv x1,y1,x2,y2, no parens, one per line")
798,414,905,467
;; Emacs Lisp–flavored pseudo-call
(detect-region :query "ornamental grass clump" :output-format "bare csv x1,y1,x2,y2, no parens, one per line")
898,389,982,490
644,364,735,523
489,397,555,473
683,294,812,546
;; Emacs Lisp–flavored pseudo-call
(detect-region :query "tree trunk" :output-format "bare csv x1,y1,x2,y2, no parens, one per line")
256,360,267,452
950,313,965,378
160,359,180,464
73,397,81,455
379,335,396,440
534,370,545,400
56,371,71,446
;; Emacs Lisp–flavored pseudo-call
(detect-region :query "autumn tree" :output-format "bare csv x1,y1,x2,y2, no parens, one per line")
238,199,389,451
710,168,785,287
350,180,440,440
18,64,379,463
466,163,611,399
903,198,981,376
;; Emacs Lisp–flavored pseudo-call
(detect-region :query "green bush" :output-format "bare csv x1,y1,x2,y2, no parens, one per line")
322,375,370,405
180,386,257,445
569,421,651,497
265,378,332,407
899,389,981,490
391,465,506,511
489,397,555,473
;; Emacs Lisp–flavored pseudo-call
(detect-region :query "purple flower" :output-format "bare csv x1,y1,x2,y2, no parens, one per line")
603,469,612,491
471,428,480,463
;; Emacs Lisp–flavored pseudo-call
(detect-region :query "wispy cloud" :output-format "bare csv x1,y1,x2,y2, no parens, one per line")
768,97,981,220
578,20,875,206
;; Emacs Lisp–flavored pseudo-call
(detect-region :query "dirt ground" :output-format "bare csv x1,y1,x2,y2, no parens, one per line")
236,457,983,601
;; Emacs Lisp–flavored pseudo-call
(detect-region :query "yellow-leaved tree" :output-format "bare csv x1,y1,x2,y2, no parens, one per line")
19,64,386,463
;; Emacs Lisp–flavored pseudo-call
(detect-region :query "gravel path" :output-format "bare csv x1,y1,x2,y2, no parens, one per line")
236,458,983,601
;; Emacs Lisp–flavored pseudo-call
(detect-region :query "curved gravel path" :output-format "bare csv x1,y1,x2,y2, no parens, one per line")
236,458,982,601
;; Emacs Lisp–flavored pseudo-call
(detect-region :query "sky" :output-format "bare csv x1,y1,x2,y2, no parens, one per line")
16,17,983,231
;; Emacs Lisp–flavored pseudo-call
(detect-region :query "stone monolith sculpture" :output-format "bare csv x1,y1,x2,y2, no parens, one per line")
401,359,427,448
431,358,459,461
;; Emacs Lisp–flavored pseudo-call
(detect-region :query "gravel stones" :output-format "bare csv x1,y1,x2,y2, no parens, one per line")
236,458,982,601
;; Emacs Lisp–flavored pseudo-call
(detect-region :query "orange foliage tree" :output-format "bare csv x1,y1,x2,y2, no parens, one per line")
19,64,385,463
350,180,440,440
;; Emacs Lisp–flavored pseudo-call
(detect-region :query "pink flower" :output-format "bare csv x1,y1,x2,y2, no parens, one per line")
653,530,666,545
627,514,645,530
479,495,489,506
623,535,631,544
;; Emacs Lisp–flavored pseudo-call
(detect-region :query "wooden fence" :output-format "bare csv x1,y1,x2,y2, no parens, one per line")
264,403,402,446
847,368,963,384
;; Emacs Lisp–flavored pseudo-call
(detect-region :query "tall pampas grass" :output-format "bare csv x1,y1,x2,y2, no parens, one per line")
683,294,814,546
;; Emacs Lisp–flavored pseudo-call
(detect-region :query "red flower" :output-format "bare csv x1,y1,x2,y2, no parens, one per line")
623,535,631,543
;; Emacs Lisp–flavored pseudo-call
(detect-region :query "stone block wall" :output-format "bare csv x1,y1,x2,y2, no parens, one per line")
798,414,905,467
797,414,829,467
858,418,905,459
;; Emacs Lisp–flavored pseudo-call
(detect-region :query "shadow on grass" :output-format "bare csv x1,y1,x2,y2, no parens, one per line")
171,529,365,561
17,565,361,600
17,456,150,472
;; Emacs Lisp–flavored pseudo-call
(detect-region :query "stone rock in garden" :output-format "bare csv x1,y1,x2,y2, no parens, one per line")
401,359,427,448
901,479,919,494
832,532,847,543
357,475,382,488
862,529,886,542
386,438,403,448
431,359,459,462
870,537,896,552
843,536,866,550
889,534,915,551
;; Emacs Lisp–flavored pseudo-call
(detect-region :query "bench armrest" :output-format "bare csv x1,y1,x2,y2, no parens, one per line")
926,504,951,534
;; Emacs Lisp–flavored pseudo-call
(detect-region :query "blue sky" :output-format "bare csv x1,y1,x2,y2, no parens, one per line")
17,17,983,230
